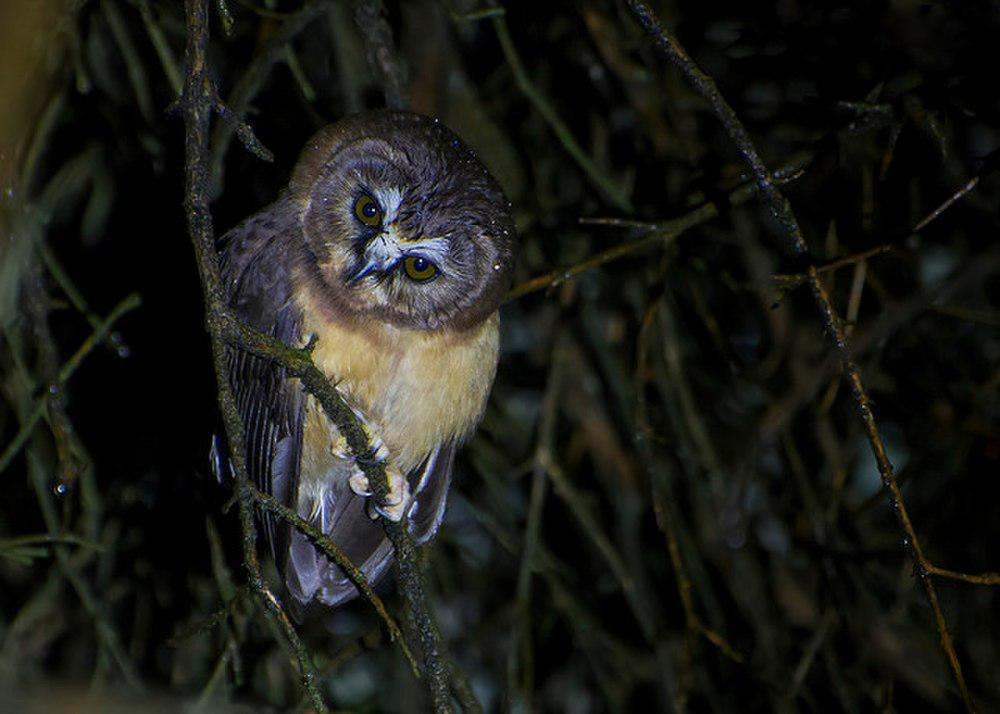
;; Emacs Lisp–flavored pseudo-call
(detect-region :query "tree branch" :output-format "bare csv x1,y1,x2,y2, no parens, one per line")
182,1,460,710
181,2,326,710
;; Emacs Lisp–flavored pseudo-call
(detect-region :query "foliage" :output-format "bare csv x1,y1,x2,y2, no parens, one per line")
1,0,998,711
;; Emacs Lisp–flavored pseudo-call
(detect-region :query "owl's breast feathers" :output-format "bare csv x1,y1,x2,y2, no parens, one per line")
294,276,499,484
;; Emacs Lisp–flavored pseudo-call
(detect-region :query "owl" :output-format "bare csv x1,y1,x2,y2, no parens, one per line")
220,110,514,608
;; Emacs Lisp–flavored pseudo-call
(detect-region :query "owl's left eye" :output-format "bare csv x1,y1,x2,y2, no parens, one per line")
354,194,382,227
403,256,438,281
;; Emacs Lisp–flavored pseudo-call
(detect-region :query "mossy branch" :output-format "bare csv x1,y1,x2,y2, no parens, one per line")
181,1,459,710
181,2,326,710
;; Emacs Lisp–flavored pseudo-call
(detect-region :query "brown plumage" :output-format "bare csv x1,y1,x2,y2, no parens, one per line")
220,110,514,609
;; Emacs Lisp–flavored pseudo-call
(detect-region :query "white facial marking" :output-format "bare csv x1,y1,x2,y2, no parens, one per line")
374,186,403,224
356,230,451,280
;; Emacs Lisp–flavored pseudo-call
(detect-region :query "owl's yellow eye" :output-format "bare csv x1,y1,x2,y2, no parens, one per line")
354,194,382,227
403,256,438,281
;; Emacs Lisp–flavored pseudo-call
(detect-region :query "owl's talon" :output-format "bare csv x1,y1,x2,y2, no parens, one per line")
357,432,388,464
349,469,373,497
373,500,407,522
375,467,409,521
352,464,409,522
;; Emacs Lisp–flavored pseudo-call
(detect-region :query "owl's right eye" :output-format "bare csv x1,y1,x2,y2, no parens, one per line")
354,194,382,227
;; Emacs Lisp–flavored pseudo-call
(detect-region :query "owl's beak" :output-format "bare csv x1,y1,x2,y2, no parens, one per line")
346,229,450,284
347,232,402,284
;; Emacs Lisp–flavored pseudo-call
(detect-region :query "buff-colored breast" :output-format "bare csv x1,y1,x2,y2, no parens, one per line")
294,285,500,487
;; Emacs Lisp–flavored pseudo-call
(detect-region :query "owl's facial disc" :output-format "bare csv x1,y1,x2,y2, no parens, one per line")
297,111,515,331
346,188,448,283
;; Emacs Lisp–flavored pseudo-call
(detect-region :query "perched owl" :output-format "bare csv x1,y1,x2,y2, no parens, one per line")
220,110,514,609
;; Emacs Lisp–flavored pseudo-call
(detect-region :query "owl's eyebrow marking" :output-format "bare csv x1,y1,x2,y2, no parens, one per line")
400,236,450,263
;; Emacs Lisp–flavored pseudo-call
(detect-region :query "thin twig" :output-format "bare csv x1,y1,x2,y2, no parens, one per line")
207,0,330,194
167,587,247,645
134,0,184,97
38,241,123,352
911,176,980,233
771,244,893,288
356,0,407,109
0,533,104,554
0,292,141,476
924,565,1000,587
509,337,563,704
102,0,155,124
787,610,836,702
488,4,632,213
637,301,743,665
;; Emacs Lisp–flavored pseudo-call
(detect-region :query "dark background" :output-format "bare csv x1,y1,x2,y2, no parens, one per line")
1,0,998,711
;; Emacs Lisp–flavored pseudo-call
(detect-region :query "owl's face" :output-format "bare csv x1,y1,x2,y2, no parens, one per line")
292,111,514,331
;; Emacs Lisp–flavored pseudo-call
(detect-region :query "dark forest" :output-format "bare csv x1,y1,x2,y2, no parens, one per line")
1,1,998,712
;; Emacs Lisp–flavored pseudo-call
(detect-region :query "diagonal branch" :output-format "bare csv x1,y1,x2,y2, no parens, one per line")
250,486,420,676
625,2,977,711
808,269,973,709
626,1,803,253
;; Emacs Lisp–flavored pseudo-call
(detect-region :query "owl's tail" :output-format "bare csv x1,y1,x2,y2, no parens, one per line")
284,488,395,611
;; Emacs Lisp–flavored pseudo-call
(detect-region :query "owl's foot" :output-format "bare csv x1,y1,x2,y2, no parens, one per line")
348,464,410,522
329,431,389,463
328,395,390,463
326,402,407,519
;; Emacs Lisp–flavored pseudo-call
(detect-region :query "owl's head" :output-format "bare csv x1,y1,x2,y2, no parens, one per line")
290,111,514,331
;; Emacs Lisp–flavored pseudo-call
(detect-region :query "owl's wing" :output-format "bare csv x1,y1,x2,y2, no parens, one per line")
219,202,304,559
406,442,457,544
